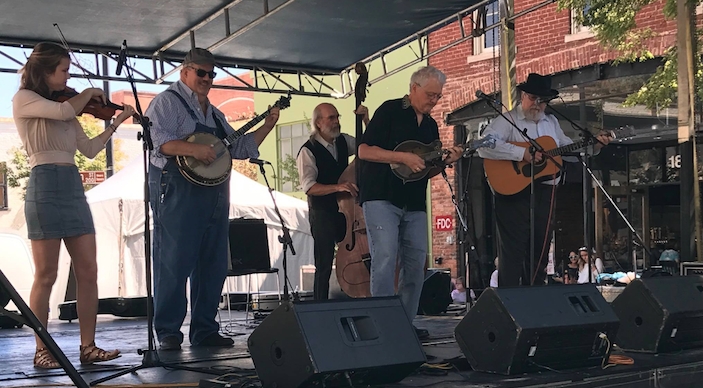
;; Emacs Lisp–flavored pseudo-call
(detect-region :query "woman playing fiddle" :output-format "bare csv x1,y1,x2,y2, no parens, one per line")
12,42,135,369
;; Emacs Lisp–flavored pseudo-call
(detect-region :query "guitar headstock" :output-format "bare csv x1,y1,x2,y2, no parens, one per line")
609,125,636,140
462,134,496,157
274,93,292,110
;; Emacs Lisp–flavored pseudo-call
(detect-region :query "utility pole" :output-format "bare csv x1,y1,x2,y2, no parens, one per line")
676,0,702,261
499,0,517,110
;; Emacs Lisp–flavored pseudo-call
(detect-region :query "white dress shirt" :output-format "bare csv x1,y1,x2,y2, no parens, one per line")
296,133,356,193
477,105,573,185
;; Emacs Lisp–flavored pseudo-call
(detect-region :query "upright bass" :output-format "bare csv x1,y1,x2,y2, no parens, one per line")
335,63,372,297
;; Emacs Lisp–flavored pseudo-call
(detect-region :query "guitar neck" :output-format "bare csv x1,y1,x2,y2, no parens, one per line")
223,110,271,145
546,136,598,157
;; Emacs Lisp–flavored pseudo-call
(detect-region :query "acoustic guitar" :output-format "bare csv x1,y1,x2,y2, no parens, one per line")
175,95,291,186
390,135,497,183
483,126,634,195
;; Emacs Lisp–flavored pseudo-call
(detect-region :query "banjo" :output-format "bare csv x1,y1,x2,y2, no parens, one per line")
176,95,292,186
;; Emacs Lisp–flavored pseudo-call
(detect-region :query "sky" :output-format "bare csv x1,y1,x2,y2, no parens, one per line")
0,46,228,118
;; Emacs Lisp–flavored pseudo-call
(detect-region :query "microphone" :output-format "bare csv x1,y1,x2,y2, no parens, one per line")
249,158,272,166
115,40,127,76
475,90,499,105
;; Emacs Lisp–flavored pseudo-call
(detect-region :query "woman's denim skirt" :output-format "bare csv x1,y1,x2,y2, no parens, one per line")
25,164,95,240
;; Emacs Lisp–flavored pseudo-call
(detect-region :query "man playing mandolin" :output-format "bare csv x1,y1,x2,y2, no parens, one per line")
477,73,609,287
358,66,462,339
296,103,369,300
146,48,279,350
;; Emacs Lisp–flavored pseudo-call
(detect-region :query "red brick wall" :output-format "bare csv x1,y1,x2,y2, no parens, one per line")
426,0,680,277
110,73,254,124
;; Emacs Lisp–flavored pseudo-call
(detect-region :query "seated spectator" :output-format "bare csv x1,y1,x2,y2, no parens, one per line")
659,241,680,263
554,251,579,284
577,247,603,284
490,257,499,288
451,276,467,304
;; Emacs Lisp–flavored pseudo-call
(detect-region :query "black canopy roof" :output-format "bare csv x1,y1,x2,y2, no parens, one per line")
0,0,475,74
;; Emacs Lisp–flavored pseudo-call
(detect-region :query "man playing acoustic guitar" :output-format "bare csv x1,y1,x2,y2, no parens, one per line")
477,73,609,287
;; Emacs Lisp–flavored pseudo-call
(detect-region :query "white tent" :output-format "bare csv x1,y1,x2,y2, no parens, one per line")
49,157,313,319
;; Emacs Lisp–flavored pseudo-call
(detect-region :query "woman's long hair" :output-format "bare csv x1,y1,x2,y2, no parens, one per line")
19,42,70,98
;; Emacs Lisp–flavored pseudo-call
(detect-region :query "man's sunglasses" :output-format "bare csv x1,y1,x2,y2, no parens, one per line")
188,66,217,79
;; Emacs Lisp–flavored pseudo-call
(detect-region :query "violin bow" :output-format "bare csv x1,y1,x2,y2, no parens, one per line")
53,23,98,88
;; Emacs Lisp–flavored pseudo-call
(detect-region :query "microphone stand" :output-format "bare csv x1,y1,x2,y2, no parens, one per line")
257,162,296,302
546,103,652,272
440,158,479,312
90,41,217,386
480,97,564,286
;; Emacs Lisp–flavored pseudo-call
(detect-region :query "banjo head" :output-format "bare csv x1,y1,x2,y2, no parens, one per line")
179,132,232,184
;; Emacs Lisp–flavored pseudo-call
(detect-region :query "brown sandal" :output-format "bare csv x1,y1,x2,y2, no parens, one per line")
79,342,121,365
34,347,61,369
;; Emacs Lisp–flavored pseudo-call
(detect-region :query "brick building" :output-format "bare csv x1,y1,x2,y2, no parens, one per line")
110,73,254,124
426,0,689,282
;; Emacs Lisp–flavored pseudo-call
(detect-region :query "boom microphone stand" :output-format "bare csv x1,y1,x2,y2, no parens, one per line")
90,41,216,386
253,160,296,302
545,103,652,271
478,94,564,285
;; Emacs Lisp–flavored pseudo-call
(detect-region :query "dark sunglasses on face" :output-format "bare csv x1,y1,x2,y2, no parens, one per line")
189,66,217,79
569,255,578,259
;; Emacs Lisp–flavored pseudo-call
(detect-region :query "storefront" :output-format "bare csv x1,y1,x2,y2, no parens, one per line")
445,60,702,286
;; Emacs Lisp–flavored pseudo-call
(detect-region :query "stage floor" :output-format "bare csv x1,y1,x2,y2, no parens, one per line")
2,304,703,388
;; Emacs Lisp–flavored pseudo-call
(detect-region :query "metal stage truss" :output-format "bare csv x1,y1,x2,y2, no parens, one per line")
0,0,535,98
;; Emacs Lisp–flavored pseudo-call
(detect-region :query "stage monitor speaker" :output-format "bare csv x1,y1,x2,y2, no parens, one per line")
417,268,452,315
455,284,620,375
228,218,270,271
611,275,703,353
248,297,425,388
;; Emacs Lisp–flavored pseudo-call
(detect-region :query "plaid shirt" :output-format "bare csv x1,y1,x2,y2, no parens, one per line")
146,80,258,168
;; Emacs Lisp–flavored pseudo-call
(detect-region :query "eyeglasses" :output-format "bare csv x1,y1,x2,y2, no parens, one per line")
569,255,578,259
525,94,542,102
414,83,443,101
425,91,443,101
188,66,217,79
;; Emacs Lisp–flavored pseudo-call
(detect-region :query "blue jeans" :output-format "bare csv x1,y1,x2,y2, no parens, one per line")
149,161,230,345
362,200,427,322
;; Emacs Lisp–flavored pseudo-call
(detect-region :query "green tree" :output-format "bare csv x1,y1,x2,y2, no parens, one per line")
556,0,703,111
6,116,126,198
279,154,301,191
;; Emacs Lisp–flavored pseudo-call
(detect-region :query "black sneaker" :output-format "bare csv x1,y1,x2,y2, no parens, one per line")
159,336,182,351
192,333,234,347
414,326,430,340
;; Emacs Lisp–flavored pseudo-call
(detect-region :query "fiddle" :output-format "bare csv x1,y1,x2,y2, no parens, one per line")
51,87,142,123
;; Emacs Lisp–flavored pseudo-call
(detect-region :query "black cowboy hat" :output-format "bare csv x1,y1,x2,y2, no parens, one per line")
517,73,559,98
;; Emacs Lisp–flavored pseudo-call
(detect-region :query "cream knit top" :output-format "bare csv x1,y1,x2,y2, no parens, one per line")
12,89,106,168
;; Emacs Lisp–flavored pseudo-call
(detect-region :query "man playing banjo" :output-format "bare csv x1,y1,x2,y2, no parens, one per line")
145,48,279,350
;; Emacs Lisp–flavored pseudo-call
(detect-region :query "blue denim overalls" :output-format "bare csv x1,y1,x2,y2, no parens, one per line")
148,90,231,346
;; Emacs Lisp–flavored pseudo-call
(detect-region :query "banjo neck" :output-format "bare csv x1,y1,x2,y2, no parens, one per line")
221,111,271,148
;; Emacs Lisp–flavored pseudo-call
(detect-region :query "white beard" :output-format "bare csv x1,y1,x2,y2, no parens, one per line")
522,107,545,123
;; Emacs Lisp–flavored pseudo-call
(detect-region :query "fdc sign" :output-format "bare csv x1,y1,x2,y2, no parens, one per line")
434,215,453,231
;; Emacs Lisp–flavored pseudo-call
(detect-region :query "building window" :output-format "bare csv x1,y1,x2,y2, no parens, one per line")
570,4,592,35
277,121,310,192
473,1,500,56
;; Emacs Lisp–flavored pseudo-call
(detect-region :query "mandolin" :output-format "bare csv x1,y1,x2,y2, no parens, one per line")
390,135,497,183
